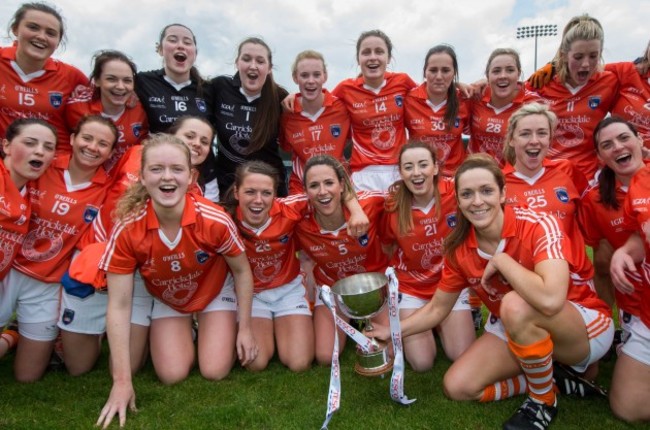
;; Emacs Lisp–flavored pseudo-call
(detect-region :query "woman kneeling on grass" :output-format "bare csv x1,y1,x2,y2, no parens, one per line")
368,154,613,430
97,134,256,429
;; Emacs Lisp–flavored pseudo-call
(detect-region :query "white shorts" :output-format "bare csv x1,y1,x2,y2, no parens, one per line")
252,275,311,319
131,271,154,326
351,165,400,192
485,302,614,373
568,302,614,373
58,288,107,334
399,288,471,312
58,271,153,334
151,274,237,320
619,310,639,345
621,319,650,366
0,268,59,341
484,313,507,341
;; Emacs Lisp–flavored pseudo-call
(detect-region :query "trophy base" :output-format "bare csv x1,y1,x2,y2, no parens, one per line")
354,342,393,377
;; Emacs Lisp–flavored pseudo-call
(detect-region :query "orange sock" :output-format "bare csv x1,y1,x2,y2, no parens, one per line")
468,290,482,309
1,329,19,350
507,334,556,406
480,374,528,402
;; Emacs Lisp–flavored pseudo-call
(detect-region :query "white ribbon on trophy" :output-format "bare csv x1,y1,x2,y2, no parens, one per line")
319,267,415,429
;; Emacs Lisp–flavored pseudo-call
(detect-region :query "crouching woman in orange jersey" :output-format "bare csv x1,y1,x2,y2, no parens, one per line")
97,134,256,429
368,154,613,430
222,160,369,371
0,118,57,359
609,160,650,423
296,155,387,365
381,142,475,372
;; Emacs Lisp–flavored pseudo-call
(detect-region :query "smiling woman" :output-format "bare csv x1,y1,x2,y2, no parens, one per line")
367,153,613,430
210,37,289,197
0,2,88,155
4,115,116,383
332,30,417,191
97,134,257,428
527,15,617,179
65,50,148,173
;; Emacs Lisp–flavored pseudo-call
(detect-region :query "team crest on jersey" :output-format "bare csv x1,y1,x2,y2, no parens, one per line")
49,92,63,108
132,123,142,138
588,96,601,109
83,205,99,223
62,308,75,325
279,234,289,244
330,124,341,138
446,213,457,228
394,95,403,107
195,249,210,264
195,98,207,113
554,188,570,203
358,233,369,247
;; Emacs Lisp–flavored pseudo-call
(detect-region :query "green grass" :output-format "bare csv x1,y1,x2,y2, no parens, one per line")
0,338,648,430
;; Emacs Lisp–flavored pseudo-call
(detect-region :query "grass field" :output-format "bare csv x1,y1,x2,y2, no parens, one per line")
0,336,648,430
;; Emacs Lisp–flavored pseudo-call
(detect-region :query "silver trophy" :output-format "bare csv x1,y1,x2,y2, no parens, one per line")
332,272,394,376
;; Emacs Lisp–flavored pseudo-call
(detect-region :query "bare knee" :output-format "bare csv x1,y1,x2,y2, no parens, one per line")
610,398,648,423
407,355,434,373
283,356,313,372
442,368,482,401
157,365,191,385
200,359,234,381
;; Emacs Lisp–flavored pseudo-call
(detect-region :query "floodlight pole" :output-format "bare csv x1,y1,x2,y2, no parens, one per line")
516,24,558,71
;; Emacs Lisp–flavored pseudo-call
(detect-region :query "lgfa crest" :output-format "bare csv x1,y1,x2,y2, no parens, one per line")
588,96,601,109
446,213,457,228
132,123,142,138
394,95,403,107
330,124,341,138
555,188,570,203
358,233,369,247
195,249,210,264
195,98,207,113
49,91,63,108
83,205,99,223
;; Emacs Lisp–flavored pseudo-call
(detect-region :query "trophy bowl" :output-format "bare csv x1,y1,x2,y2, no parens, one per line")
332,272,393,376
331,272,388,319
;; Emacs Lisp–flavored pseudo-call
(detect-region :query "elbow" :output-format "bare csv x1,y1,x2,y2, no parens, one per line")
538,297,565,317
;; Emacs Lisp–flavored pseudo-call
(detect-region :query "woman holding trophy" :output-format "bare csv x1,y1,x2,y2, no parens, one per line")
368,153,612,430
382,142,475,372
296,155,388,365
221,160,369,372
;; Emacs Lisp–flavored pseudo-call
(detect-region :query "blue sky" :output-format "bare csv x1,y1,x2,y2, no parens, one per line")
1,0,647,91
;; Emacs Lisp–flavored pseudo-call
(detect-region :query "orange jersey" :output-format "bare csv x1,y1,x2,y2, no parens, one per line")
468,84,541,167
0,159,30,280
606,62,650,146
578,181,641,317
332,72,416,170
381,179,457,299
65,95,149,172
296,191,388,286
280,90,350,194
0,46,88,155
530,71,618,178
78,145,143,250
622,165,650,326
236,195,308,291
13,154,110,282
439,206,608,317
101,194,245,313
503,158,588,237
404,84,471,176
